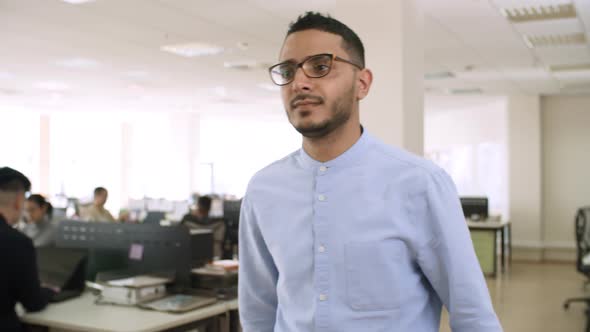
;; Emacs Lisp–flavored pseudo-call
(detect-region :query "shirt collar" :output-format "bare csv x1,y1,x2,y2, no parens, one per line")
297,126,372,169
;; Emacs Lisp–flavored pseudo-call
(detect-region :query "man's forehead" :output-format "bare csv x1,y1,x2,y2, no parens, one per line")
279,30,344,61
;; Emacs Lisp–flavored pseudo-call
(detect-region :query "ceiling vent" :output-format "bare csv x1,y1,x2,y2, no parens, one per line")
549,63,590,72
424,71,455,80
524,32,586,48
447,88,483,95
501,3,577,23
224,60,272,71
160,42,224,57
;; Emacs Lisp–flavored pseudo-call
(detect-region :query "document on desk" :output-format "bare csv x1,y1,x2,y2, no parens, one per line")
107,275,172,288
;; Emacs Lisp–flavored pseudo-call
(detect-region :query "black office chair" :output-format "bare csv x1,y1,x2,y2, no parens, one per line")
563,207,590,332
222,199,241,260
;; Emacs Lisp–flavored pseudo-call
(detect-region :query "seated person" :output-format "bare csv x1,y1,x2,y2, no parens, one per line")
182,196,225,258
80,187,115,222
182,196,212,225
0,167,55,332
21,194,56,247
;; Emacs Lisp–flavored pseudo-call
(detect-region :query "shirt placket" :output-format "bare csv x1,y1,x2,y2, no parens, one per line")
313,164,331,330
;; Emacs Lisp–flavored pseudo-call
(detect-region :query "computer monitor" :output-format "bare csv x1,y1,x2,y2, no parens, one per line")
56,221,193,287
143,211,167,225
189,229,214,267
460,196,489,220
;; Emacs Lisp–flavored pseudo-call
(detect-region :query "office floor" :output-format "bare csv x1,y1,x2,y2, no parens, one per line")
439,262,587,332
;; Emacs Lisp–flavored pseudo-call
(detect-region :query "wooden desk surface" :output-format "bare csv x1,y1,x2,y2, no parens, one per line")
20,292,238,332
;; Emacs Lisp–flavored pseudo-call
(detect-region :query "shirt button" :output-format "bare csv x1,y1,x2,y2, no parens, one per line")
318,245,326,253
319,165,328,172
319,294,327,301
318,194,326,201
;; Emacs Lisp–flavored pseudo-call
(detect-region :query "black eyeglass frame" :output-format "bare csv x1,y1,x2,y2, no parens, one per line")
268,53,364,86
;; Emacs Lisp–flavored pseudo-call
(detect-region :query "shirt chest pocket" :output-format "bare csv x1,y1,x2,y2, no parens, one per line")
345,240,407,311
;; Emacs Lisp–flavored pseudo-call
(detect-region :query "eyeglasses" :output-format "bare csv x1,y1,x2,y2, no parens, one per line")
269,53,363,86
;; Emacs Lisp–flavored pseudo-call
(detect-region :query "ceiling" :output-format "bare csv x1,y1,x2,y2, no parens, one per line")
0,0,588,114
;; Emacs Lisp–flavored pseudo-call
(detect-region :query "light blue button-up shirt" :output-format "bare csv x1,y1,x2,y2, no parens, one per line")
239,130,502,332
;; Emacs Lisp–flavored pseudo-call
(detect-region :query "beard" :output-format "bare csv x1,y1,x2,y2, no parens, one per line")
288,86,355,138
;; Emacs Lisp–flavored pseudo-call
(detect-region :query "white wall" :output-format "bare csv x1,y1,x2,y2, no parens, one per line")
424,95,509,218
507,95,542,253
542,96,590,249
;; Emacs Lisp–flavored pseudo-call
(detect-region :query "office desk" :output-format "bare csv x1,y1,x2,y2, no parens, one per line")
467,219,511,277
21,292,239,332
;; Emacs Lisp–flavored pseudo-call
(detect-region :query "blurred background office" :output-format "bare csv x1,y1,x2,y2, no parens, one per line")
2,0,590,331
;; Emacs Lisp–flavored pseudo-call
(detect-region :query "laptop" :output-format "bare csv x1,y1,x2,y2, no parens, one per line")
139,294,217,313
36,247,88,302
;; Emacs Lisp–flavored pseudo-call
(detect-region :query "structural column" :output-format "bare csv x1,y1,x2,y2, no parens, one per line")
335,0,424,154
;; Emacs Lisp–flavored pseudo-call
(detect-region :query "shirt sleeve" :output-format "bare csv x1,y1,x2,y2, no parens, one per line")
413,170,503,332
15,238,53,312
238,195,278,332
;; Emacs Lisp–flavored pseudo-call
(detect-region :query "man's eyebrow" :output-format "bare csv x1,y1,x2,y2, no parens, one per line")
277,57,297,64
278,54,322,64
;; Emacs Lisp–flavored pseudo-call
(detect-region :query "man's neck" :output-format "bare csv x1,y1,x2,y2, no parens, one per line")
302,119,362,163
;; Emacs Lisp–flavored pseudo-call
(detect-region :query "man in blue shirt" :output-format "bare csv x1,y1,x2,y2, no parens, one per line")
239,12,502,332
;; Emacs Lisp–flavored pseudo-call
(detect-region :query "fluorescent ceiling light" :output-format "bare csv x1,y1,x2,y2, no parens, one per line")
160,42,224,57
61,0,96,4
500,3,577,23
34,81,70,91
523,32,586,48
424,71,455,80
55,58,99,69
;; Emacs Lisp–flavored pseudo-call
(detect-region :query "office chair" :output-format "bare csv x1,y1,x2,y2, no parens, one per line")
221,199,241,260
563,207,590,332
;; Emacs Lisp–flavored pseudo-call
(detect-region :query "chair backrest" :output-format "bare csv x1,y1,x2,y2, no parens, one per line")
575,207,590,273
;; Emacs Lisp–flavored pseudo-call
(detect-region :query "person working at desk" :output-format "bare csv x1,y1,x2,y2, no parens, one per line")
238,12,502,331
20,194,56,247
0,167,55,332
81,187,115,222
182,196,225,258
182,195,213,225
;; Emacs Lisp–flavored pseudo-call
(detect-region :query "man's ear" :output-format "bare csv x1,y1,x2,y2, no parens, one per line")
356,68,373,101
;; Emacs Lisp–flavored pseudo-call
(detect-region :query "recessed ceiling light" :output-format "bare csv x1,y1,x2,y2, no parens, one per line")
55,57,99,69
160,42,224,57
61,0,96,4
34,81,70,91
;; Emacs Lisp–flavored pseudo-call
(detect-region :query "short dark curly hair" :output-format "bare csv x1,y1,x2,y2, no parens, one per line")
287,12,365,68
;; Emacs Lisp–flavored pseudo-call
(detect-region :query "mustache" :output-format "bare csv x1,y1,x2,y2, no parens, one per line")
290,94,324,109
